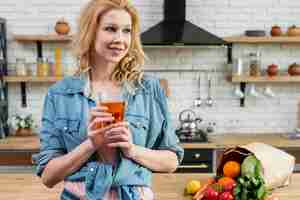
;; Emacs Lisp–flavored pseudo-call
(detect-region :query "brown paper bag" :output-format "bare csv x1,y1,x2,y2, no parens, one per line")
217,142,295,190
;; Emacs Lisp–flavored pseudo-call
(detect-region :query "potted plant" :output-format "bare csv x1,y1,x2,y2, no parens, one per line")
8,114,36,136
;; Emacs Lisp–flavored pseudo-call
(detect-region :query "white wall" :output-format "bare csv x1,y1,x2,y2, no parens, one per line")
2,0,300,134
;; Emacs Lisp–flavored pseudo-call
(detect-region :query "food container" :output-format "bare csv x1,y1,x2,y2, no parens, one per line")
55,18,70,35
288,63,300,76
217,142,295,190
37,57,50,76
270,25,282,37
249,52,261,76
287,25,300,37
16,58,27,76
266,64,279,76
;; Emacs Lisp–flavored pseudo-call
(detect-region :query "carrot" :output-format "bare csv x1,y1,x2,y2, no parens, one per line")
194,193,204,200
265,195,280,200
192,178,215,200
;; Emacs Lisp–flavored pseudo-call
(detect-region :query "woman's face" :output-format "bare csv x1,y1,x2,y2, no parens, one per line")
94,9,132,64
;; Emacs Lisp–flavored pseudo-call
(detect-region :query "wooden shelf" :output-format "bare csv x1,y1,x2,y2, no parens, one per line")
3,76,63,82
13,34,73,42
224,36,300,44
231,75,300,83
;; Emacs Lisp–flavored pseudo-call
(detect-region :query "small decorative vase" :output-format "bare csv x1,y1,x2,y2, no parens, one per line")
55,18,70,35
15,128,33,137
270,25,282,37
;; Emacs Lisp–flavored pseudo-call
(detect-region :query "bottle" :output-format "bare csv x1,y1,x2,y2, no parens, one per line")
42,58,50,76
37,57,43,76
54,48,63,76
249,51,261,77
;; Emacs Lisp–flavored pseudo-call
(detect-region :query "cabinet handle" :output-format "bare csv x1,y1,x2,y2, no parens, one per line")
193,153,201,159
179,164,209,169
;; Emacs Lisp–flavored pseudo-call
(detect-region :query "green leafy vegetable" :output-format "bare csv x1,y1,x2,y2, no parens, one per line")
241,155,258,177
233,155,268,200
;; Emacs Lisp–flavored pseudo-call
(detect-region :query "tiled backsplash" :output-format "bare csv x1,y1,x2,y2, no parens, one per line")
3,0,300,134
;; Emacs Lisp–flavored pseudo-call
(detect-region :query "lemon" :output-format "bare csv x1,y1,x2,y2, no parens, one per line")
185,180,201,195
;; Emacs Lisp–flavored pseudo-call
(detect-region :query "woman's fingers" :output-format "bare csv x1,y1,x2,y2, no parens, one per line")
107,142,131,148
105,121,129,129
88,106,110,121
104,124,132,145
105,126,129,135
106,133,128,142
88,112,114,129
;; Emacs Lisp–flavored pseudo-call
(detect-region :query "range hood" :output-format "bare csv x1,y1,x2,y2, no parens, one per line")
141,0,227,46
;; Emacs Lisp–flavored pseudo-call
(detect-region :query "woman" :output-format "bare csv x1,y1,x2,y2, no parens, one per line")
36,0,184,199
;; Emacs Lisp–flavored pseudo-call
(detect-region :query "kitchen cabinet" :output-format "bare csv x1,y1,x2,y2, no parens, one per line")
0,135,39,165
223,36,300,107
181,133,300,173
176,148,214,173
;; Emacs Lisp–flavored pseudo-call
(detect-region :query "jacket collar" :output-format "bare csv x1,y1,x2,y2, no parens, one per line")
60,68,90,95
61,67,149,96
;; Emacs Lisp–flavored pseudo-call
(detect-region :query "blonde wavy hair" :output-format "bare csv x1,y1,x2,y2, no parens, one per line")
73,0,145,88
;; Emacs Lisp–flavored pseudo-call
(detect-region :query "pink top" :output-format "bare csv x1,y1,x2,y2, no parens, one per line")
64,181,154,200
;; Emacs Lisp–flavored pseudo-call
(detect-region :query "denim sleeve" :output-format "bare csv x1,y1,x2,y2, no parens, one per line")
36,91,65,177
152,80,184,164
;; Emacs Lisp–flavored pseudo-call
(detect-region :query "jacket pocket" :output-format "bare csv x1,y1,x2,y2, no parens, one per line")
126,114,149,146
55,118,83,151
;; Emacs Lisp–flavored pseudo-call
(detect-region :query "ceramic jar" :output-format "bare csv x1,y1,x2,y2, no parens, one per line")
267,64,279,76
288,63,300,76
287,25,300,37
270,25,282,37
55,18,70,35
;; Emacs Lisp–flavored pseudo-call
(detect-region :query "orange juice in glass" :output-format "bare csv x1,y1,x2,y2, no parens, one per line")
95,92,125,163
95,92,125,128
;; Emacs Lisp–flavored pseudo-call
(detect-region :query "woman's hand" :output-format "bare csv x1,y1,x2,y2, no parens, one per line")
87,106,114,150
104,122,136,159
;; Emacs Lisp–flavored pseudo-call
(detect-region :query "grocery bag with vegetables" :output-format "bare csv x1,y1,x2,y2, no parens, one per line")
185,143,295,200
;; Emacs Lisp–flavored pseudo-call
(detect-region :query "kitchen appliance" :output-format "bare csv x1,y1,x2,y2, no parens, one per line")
175,109,208,143
141,0,226,46
0,17,8,139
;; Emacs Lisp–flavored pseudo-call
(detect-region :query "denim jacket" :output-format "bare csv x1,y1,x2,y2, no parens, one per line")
36,74,184,200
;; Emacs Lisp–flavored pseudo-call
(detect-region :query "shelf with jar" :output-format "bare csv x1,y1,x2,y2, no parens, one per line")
224,36,300,44
231,59,300,107
226,27,300,107
231,74,300,83
3,76,63,82
11,32,75,107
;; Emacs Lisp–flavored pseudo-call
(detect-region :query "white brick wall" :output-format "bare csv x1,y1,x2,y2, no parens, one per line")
2,0,300,134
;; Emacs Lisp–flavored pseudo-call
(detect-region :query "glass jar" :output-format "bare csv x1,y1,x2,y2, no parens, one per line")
232,58,243,76
16,58,27,76
249,52,261,76
37,57,49,76
37,58,43,76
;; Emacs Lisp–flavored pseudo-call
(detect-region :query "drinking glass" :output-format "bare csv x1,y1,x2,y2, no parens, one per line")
95,92,125,128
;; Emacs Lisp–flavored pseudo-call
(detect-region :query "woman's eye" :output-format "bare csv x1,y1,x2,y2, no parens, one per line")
123,28,131,34
105,26,117,32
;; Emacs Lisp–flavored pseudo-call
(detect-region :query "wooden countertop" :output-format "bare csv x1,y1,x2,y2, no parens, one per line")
0,135,39,151
0,172,298,200
182,133,300,149
0,133,299,151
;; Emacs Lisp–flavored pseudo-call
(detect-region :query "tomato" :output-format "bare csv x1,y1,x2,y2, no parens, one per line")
219,191,234,200
223,182,236,193
204,187,219,200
